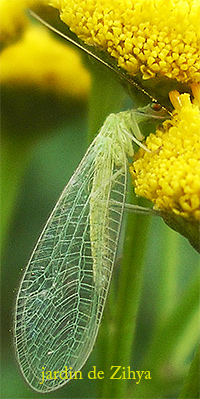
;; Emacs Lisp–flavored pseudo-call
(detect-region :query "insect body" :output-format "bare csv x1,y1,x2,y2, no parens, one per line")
14,107,166,393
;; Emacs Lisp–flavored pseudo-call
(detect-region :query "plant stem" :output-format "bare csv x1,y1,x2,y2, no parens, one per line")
158,228,180,318
101,199,151,398
87,62,126,141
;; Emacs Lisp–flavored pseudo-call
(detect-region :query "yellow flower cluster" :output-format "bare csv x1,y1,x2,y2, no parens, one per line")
0,0,28,46
49,0,200,83
130,89,200,222
0,0,90,97
1,25,90,97
0,0,50,46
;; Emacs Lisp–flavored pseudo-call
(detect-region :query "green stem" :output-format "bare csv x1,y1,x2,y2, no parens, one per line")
171,308,199,369
101,197,151,399
87,62,126,141
158,228,180,319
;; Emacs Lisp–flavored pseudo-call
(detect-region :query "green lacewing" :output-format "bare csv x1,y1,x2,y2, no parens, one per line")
14,13,168,393
14,107,167,392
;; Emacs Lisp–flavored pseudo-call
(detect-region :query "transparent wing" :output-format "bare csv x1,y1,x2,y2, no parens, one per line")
14,124,127,392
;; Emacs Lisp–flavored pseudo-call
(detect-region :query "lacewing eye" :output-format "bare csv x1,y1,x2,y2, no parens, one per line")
151,102,163,112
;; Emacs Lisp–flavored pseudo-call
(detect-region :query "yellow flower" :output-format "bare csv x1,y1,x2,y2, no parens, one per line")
1,24,90,97
0,0,90,97
130,88,200,250
0,0,28,46
49,0,200,83
0,0,50,47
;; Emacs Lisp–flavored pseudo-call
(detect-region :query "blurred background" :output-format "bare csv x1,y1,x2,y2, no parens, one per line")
1,2,199,398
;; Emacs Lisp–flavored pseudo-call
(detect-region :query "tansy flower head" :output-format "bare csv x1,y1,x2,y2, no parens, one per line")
49,0,200,84
1,0,91,138
0,0,50,47
130,88,200,251
0,0,28,47
0,0,90,97
1,24,90,97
